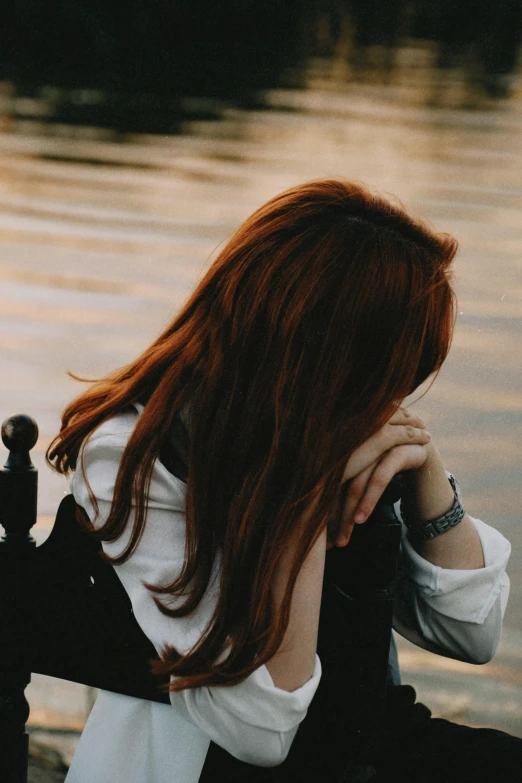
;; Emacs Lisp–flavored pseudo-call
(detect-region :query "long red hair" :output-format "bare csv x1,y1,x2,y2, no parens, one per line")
48,179,457,690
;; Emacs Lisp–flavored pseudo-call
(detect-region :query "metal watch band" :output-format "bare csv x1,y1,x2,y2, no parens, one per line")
400,473,465,542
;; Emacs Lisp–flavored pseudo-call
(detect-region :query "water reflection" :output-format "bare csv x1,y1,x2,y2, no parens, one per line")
2,1,522,133
0,2,521,735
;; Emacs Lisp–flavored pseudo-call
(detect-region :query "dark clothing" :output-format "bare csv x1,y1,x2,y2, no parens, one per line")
377,685,522,783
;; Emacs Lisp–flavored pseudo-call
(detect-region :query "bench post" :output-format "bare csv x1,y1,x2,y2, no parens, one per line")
0,414,39,783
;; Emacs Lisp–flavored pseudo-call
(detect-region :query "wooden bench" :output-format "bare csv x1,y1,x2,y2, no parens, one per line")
0,414,402,783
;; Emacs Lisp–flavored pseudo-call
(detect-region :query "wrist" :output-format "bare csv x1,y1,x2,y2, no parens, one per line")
402,473,465,542
402,443,455,524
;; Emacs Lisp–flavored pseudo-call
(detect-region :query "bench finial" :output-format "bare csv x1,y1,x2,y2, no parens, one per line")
0,414,39,547
2,415,39,469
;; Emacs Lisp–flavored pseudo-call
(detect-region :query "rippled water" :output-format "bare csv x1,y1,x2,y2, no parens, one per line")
1,78,521,732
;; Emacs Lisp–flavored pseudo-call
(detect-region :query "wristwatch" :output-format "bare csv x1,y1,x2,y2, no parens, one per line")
400,473,465,542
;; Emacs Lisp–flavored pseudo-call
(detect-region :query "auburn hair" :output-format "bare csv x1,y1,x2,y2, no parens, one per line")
48,179,457,690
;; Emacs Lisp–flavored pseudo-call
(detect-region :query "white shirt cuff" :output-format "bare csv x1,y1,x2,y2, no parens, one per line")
401,517,511,624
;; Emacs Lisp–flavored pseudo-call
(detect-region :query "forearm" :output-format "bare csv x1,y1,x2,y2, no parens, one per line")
404,443,485,570
266,528,327,691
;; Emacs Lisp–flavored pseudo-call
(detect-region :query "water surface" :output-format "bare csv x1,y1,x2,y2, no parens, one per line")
1,73,521,731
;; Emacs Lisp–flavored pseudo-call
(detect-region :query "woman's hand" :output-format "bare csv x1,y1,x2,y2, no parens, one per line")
331,408,431,548
332,411,485,570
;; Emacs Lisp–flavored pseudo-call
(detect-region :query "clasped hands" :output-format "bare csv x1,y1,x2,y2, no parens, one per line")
330,407,434,549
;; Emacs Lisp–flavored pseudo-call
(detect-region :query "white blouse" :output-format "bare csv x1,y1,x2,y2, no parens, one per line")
65,405,511,783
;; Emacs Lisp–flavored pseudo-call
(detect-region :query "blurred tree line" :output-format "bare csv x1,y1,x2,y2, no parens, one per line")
1,1,521,130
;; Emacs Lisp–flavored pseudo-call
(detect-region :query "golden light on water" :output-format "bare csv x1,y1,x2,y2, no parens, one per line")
1,64,522,741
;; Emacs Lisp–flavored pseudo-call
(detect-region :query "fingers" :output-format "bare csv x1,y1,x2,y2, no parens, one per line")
353,444,430,526
388,407,426,430
342,419,430,483
335,460,377,547
335,442,431,547
335,408,430,546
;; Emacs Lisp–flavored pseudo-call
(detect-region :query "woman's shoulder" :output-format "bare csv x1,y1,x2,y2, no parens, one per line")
84,403,142,448
73,403,186,511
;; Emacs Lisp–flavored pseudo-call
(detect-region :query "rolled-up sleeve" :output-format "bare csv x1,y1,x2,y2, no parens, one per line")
393,511,511,664
170,657,322,766
70,412,321,766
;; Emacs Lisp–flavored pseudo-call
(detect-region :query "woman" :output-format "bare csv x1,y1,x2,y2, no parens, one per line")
48,180,518,782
